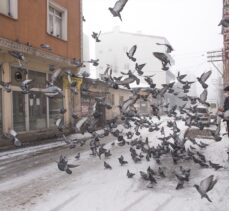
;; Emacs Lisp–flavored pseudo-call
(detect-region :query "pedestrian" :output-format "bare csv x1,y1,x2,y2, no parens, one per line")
218,86,229,137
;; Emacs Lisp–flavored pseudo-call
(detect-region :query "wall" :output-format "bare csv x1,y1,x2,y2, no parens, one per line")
0,0,81,59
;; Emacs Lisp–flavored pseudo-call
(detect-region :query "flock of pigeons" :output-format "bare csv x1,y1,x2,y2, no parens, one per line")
1,0,227,204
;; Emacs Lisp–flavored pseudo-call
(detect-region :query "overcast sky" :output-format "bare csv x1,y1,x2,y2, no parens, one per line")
82,0,223,80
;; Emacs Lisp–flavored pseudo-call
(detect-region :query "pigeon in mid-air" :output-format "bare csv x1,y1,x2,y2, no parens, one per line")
218,17,229,27
82,16,86,22
0,81,11,92
108,0,128,21
40,43,52,50
193,175,217,202
156,42,174,53
91,31,101,42
20,79,33,94
135,63,146,75
104,161,112,169
153,52,171,71
197,70,212,89
127,169,135,178
126,45,137,62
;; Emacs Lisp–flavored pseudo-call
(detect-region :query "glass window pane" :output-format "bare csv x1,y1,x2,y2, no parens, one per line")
13,91,26,131
29,92,47,130
49,6,54,13
49,14,54,34
49,96,63,127
28,70,46,89
55,17,62,38
11,67,26,86
0,0,9,16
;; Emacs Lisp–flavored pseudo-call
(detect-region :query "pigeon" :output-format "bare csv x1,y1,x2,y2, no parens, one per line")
91,31,101,42
118,155,128,165
82,16,86,22
71,58,85,67
208,161,223,171
75,152,80,160
115,70,140,89
40,43,52,50
49,68,62,85
56,118,64,132
135,63,146,75
57,155,79,174
126,45,137,62
8,50,25,61
7,129,22,147
153,52,170,71
193,175,217,202
127,169,135,178
197,70,212,89
59,108,67,114
20,79,33,94
156,42,174,53
108,0,128,21
218,17,229,27
41,85,64,98
104,161,112,169
0,81,11,92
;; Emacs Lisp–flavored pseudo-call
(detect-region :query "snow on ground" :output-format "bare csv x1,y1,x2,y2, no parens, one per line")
1,118,229,211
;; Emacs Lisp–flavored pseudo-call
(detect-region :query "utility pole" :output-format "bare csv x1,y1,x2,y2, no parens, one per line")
206,50,223,77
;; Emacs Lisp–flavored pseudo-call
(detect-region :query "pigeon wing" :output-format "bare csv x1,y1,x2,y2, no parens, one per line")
128,45,137,57
200,89,207,102
51,68,62,83
113,0,128,13
199,175,214,193
200,70,212,82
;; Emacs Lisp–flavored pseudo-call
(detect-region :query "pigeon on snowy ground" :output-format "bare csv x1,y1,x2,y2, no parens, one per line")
197,70,212,89
75,152,80,160
56,118,64,132
0,81,11,92
62,134,76,149
104,161,112,169
126,45,137,62
109,0,128,21
156,42,174,53
57,155,79,174
158,167,166,178
127,170,135,178
91,31,101,42
193,175,217,202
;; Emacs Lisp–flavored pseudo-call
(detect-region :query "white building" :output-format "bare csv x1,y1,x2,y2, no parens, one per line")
95,26,175,88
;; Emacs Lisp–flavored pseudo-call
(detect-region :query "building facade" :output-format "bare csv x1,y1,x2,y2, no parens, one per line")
95,26,175,88
0,0,82,146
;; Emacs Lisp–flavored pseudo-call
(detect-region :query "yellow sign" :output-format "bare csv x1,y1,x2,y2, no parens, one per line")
63,76,83,91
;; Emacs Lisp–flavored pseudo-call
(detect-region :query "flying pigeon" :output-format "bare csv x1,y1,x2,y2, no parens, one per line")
40,43,52,50
197,70,212,89
20,79,33,94
108,0,128,21
135,63,146,75
218,17,229,27
193,175,217,202
156,42,174,53
0,81,11,92
126,45,137,62
153,52,171,71
91,31,101,42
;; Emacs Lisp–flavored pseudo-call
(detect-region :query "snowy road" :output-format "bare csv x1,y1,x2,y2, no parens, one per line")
0,121,229,211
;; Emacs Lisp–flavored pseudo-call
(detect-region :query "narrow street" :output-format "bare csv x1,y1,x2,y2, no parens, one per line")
0,122,229,211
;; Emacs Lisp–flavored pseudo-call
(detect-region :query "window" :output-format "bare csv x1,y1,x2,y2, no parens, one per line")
28,70,46,89
13,91,26,131
48,1,67,40
11,67,26,86
0,0,18,19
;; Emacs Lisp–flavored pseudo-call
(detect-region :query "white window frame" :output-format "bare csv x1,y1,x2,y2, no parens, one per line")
47,0,68,41
0,0,18,19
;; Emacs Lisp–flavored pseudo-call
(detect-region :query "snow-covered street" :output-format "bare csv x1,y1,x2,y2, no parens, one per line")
0,120,229,211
